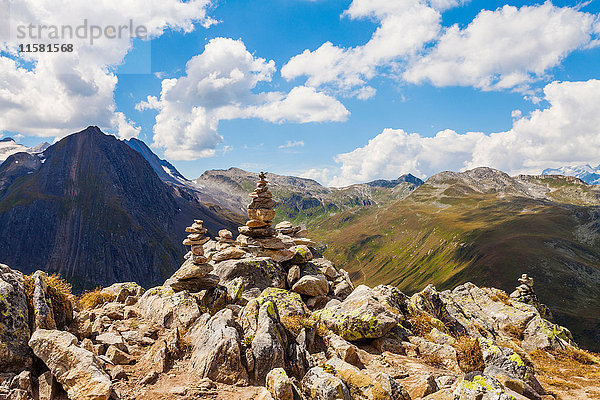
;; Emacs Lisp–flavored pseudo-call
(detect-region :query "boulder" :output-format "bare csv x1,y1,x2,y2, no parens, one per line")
287,266,301,287
312,285,399,341
31,271,57,330
302,367,351,400
28,329,112,400
266,368,294,400
95,333,126,351
189,309,248,385
324,332,361,368
521,316,575,351
0,264,32,372
164,258,215,292
311,258,337,279
453,373,514,400
138,286,201,329
105,345,135,365
326,357,405,400
292,274,329,297
101,282,144,303
289,245,313,264
139,339,169,373
251,301,288,384
212,247,246,262
37,371,58,400
258,288,309,320
212,257,286,297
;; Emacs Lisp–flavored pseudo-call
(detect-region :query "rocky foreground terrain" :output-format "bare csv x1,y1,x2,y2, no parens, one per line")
1,175,599,400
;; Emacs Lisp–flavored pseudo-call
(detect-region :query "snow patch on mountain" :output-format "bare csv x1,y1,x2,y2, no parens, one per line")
542,164,600,185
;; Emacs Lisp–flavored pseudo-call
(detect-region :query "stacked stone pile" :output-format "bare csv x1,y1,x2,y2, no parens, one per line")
183,220,210,264
510,273,552,320
212,229,246,262
236,173,287,254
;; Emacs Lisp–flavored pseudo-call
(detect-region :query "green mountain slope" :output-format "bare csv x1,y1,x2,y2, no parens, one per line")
311,168,600,350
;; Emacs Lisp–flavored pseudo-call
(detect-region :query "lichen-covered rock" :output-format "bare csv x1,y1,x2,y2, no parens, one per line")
289,245,313,264
189,309,248,385
31,271,57,330
454,373,514,400
138,286,201,329
409,336,460,372
101,282,144,303
312,285,399,341
478,337,545,395
0,264,32,373
311,258,337,279
266,368,294,400
521,315,575,351
302,367,351,400
28,329,112,400
258,288,309,320
251,301,288,384
212,257,286,299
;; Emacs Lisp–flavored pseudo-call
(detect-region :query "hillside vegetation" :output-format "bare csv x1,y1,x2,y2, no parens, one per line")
312,168,600,351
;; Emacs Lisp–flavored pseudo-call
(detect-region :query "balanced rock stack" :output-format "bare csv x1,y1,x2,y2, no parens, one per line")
246,172,276,229
236,172,284,251
510,273,552,319
183,219,210,264
216,229,235,251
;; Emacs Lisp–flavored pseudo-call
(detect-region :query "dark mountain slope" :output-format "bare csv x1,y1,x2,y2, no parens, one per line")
0,127,242,292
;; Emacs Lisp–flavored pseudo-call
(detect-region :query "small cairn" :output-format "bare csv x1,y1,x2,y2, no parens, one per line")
237,172,281,246
183,219,210,264
510,273,552,319
216,229,235,251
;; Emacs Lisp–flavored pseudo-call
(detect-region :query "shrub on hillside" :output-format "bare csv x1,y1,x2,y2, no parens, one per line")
80,289,115,309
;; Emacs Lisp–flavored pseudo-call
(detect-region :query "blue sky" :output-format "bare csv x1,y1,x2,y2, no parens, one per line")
2,0,600,185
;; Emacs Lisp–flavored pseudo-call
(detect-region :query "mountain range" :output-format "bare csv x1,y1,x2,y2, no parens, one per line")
2,128,600,350
311,168,600,350
0,127,242,292
543,164,600,185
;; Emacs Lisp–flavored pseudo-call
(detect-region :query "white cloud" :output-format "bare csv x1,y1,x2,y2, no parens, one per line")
404,3,600,91
279,140,305,149
0,0,214,139
322,79,600,186
284,1,599,97
141,38,349,160
282,0,442,97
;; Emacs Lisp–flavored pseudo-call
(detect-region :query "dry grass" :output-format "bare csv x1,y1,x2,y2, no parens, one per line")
80,288,115,309
420,351,445,367
530,347,600,400
408,313,436,336
502,323,525,340
454,336,485,373
488,290,511,305
22,272,74,327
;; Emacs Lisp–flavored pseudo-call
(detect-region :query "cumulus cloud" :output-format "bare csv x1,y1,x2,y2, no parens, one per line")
283,1,599,97
282,0,442,97
0,0,214,139
140,38,349,160
320,79,600,187
404,2,600,91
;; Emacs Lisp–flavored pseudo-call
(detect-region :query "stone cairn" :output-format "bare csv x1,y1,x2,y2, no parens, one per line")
236,172,284,249
510,273,552,319
183,219,210,264
216,229,235,251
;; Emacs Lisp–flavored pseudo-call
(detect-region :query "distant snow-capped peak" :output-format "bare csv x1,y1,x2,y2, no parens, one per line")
542,164,600,185
0,137,50,163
